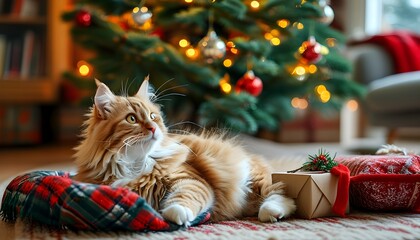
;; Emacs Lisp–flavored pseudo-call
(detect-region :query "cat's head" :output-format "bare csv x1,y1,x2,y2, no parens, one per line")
75,77,181,182
89,77,166,157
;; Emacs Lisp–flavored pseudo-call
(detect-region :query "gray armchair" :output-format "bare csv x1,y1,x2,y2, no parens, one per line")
347,43,420,143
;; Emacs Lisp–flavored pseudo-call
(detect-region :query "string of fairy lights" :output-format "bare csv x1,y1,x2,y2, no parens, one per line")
74,0,359,112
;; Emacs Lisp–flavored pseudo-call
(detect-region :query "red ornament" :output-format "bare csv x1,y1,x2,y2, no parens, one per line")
235,70,263,97
75,10,92,27
61,81,81,103
119,21,130,31
300,36,322,63
151,27,164,39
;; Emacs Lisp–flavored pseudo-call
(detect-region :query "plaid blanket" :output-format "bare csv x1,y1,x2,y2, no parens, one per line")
0,171,210,231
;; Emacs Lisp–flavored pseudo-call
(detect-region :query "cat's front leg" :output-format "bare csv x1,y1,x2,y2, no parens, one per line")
160,179,214,226
161,204,195,226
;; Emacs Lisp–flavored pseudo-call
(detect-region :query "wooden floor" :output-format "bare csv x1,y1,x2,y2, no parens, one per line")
0,143,76,183
1,135,419,184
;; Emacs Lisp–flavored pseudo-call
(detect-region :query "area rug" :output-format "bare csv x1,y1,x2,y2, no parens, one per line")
2,136,420,239
3,212,420,239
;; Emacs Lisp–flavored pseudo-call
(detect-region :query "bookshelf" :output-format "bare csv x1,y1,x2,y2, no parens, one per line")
0,0,70,104
0,0,70,145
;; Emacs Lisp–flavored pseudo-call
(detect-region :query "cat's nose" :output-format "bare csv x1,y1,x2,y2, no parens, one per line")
144,122,156,134
147,126,156,134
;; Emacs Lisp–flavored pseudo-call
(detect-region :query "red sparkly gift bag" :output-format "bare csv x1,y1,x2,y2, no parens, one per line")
336,153,420,212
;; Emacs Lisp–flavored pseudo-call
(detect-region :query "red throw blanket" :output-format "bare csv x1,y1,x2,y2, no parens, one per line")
0,171,211,231
353,31,420,73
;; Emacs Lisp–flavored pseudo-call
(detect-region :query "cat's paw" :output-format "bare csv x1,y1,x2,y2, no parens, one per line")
161,204,195,226
258,195,296,223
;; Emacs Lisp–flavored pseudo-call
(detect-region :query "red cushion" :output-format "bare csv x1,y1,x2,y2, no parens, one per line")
336,155,420,212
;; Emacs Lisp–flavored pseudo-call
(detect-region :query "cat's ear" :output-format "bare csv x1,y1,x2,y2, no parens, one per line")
94,79,115,119
136,75,153,101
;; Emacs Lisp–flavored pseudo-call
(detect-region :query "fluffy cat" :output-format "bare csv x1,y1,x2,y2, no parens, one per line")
74,78,296,225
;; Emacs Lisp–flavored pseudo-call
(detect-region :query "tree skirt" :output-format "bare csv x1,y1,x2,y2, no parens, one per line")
2,212,420,239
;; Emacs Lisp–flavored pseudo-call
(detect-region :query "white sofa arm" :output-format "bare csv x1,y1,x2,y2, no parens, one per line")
366,71,420,113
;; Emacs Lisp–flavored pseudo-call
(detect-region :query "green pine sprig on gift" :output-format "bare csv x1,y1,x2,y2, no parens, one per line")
288,149,338,173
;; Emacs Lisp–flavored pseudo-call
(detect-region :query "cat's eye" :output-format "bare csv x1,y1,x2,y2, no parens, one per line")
150,113,156,120
126,114,137,124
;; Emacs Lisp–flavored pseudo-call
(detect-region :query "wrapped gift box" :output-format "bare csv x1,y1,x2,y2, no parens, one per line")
272,171,348,219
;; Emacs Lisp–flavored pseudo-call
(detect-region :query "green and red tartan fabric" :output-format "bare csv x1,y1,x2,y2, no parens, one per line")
0,171,210,231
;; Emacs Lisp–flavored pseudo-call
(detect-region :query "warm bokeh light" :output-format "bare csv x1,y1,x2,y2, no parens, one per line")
185,47,198,59
270,29,280,36
291,97,300,108
270,37,281,46
78,64,90,76
320,91,331,103
294,22,304,29
291,97,308,109
132,7,139,13
230,48,238,54
220,82,232,94
250,1,260,9
277,19,290,28
347,99,359,111
140,7,148,13
264,33,273,40
320,46,329,55
298,45,306,54
308,64,317,73
315,84,331,103
288,63,309,81
294,66,306,75
223,59,233,67
185,0,193,3
179,39,189,48
315,84,326,95
139,19,153,30
219,75,232,94
326,38,337,47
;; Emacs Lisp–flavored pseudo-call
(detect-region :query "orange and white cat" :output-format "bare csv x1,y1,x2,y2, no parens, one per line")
74,78,295,226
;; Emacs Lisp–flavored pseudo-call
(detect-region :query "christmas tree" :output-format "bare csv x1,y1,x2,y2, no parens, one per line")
62,0,365,134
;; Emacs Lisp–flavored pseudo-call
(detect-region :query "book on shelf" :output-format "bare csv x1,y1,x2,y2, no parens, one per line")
11,0,24,16
0,0,40,17
20,30,34,78
20,0,40,17
2,39,11,78
1,31,44,80
0,35,6,77
5,36,23,79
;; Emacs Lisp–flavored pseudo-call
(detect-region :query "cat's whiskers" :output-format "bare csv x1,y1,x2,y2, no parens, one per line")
119,77,137,97
154,93,186,102
154,84,188,98
151,78,175,99
153,81,188,101
123,135,138,147
167,121,204,131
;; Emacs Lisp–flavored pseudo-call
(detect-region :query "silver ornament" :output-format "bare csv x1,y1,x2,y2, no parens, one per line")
319,4,334,25
198,30,226,64
132,9,152,25
317,0,334,25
